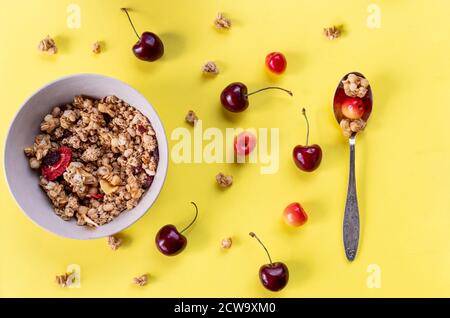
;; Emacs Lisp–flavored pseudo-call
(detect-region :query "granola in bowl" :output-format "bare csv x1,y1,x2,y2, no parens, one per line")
23,95,159,228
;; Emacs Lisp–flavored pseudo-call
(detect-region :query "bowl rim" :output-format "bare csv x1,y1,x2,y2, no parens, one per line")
3,73,169,240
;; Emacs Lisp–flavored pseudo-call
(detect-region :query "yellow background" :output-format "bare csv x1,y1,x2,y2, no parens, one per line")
1,0,449,298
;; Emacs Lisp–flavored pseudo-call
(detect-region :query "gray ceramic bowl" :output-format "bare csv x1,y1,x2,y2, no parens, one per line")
4,74,168,239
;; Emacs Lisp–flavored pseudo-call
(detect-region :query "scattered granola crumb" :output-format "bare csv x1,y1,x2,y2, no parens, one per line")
107,235,122,250
133,274,148,286
342,73,369,98
214,13,231,29
55,272,75,287
38,35,58,54
202,61,219,75
185,110,198,126
216,173,233,188
323,26,341,40
221,237,232,249
92,41,102,54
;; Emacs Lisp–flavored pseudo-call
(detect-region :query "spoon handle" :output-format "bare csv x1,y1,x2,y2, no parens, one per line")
343,135,360,261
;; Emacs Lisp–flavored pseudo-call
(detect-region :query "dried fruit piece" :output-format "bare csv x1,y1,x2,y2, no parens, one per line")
202,61,219,75
216,173,233,188
38,35,58,54
42,151,61,167
133,274,148,286
41,147,72,181
221,237,232,249
323,26,341,40
87,193,104,200
142,175,154,189
214,13,231,29
185,110,198,126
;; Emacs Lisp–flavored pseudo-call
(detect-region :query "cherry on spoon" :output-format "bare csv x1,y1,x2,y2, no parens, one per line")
249,232,289,292
121,8,164,62
155,202,198,256
220,82,293,113
333,72,373,262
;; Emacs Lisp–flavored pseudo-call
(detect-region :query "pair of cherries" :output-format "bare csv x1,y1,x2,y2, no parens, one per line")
154,202,288,292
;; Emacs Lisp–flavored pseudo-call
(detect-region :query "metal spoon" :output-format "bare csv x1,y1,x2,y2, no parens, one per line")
333,72,373,262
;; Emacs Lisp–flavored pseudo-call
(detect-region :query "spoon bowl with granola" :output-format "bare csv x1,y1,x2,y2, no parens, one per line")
333,72,373,262
4,74,168,239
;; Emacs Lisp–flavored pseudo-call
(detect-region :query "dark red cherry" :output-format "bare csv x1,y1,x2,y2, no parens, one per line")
220,82,292,113
259,262,289,292
155,202,198,256
249,232,289,292
292,108,322,172
121,8,164,62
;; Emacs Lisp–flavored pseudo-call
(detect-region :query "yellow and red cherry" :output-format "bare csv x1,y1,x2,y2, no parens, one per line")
234,131,256,156
249,232,289,292
283,202,308,227
220,82,292,113
341,97,365,119
155,202,198,256
292,108,322,172
265,52,287,74
121,8,164,62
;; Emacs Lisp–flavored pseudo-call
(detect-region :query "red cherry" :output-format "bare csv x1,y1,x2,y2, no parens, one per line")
249,232,289,292
234,131,256,156
292,108,322,172
220,82,292,113
121,8,164,62
341,97,365,119
155,202,198,256
283,202,308,227
265,52,287,74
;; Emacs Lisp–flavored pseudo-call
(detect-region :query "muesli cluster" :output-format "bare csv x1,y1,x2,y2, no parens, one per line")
24,95,158,227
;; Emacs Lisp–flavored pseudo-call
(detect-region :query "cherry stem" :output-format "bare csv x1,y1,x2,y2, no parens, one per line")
249,232,273,265
302,108,310,146
121,8,140,40
180,202,199,234
246,87,293,98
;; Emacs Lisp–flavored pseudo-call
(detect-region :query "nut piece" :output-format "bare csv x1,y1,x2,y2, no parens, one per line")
185,110,198,126
202,61,219,75
29,158,41,169
323,26,341,40
99,179,119,195
107,235,122,250
55,272,75,288
214,13,231,29
221,237,232,249
133,274,148,286
92,41,102,54
342,73,369,98
38,35,57,54
216,172,233,188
